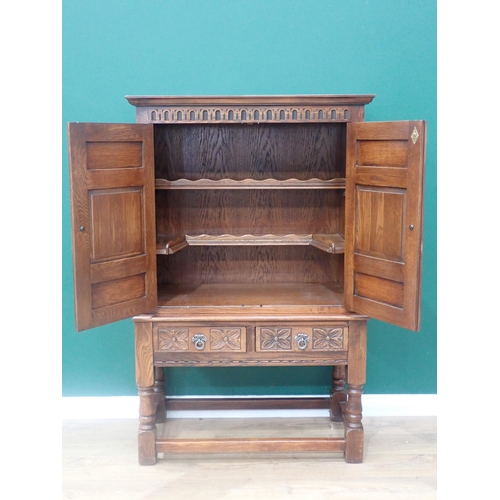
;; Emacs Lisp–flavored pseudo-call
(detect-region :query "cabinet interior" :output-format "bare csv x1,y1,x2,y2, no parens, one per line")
153,122,347,312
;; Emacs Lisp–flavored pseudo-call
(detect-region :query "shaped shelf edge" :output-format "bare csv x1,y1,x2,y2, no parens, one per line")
156,234,345,255
155,178,346,190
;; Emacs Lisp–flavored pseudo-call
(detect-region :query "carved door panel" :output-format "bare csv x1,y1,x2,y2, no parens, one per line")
68,123,157,331
344,121,426,331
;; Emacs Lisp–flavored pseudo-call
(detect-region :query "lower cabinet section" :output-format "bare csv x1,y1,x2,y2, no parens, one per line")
134,316,368,464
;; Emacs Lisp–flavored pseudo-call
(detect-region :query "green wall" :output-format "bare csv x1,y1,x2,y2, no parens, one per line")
62,0,437,397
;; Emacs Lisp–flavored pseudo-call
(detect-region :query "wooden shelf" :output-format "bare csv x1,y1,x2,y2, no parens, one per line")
157,282,345,312
155,178,345,190
156,233,344,255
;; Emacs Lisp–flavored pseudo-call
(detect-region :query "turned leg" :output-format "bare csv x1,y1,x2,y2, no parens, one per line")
330,365,347,421
344,382,364,463
135,321,157,465
344,321,366,464
153,367,166,423
138,385,157,465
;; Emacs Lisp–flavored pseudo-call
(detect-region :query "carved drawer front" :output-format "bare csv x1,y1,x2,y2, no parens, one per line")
154,326,247,353
256,325,348,352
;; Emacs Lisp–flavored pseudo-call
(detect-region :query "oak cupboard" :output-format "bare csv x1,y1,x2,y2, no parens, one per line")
68,95,426,464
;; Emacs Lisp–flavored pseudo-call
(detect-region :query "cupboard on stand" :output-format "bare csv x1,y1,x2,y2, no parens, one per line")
68,95,426,464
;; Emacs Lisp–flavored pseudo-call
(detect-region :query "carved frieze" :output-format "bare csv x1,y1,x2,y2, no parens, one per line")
260,328,292,350
257,325,347,352
155,325,246,352
127,95,375,125
312,327,345,350
210,328,242,351
157,328,189,351
139,106,359,124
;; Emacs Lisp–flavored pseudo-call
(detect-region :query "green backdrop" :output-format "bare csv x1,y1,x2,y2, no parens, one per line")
62,0,437,397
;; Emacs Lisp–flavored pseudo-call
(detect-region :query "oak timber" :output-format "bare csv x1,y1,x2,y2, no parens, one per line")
67,95,425,465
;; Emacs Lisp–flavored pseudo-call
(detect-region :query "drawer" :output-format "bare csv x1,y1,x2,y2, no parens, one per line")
154,325,247,353
256,325,348,352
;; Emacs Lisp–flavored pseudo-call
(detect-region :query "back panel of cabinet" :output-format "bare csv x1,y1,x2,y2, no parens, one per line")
154,122,346,300
154,123,346,180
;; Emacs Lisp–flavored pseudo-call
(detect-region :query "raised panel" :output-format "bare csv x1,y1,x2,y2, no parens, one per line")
354,186,405,261
354,273,404,308
86,141,143,169
352,166,407,188
353,254,403,282
356,140,408,167
90,188,144,262
90,255,149,284
92,274,146,309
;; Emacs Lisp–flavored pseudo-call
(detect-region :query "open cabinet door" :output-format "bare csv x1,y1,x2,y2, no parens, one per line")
68,123,157,331
345,121,426,331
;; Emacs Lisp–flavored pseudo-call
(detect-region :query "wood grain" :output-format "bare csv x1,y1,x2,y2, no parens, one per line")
63,416,437,500
157,246,343,286
156,282,345,307
154,123,346,181
67,96,427,470
155,189,342,236
344,120,426,331
126,94,376,107
128,95,375,125
156,233,345,255
156,437,345,454
68,123,157,331
155,177,346,189
164,397,330,411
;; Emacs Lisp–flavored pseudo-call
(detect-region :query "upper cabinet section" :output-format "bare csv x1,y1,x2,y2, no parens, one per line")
125,95,375,125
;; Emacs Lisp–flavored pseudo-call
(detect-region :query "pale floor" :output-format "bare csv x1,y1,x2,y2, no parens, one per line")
62,416,436,499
